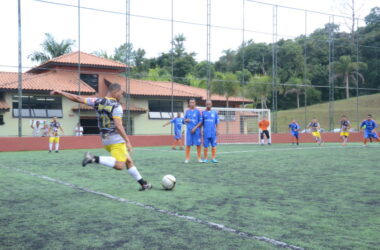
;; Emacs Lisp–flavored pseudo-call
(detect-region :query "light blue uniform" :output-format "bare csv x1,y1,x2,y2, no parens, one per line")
184,108,202,146
202,109,219,148
360,119,378,139
171,117,184,139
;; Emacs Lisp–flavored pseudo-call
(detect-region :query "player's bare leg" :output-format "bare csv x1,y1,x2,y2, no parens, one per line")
185,146,191,163
196,146,202,162
179,139,184,150
203,147,208,161
211,147,218,163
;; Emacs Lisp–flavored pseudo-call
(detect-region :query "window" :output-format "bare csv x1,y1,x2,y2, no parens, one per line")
148,100,183,119
0,115,4,125
218,111,236,121
12,95,63,118
80,74,99,92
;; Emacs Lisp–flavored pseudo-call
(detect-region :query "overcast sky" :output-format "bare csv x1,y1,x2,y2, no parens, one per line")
0,0,377,72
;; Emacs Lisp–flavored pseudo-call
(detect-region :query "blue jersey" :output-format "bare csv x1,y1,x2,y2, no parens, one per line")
288,123,300,132
171,117,183,134
202,109,219,138
184,108,202,130
361,119,377,131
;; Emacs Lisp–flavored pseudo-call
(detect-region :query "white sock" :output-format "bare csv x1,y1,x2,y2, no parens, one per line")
55,143,59,151
127,166,142,181
261,139,264,144
99,156,116,168
49,143,53,151
268,138,271,144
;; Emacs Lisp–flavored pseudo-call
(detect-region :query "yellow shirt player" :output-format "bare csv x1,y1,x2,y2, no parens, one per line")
308,118,322,145
340,115,351,146
48,117,64,153
50,83,152,191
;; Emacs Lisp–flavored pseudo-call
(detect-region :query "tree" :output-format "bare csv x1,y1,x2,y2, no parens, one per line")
331,55,367,98
365,7,380,25
244,75,272,109
29,33,75,63
284,77,309,108
142,67,171,82
211,72,240,108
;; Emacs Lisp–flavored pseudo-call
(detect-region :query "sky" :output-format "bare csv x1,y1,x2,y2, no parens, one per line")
0,0,377,72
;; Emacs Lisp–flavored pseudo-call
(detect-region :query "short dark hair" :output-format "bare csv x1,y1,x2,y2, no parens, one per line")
368,114,372,117
189,98,196,102
108,83,121,92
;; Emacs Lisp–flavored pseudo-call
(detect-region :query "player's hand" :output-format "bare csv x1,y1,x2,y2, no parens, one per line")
191,128,196,134
185,119,190,123
126,142,133,153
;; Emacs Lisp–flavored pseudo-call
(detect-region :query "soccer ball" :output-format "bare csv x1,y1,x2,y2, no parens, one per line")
161,175,176,190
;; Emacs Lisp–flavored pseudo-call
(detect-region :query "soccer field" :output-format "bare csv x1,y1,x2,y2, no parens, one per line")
1,143,379,249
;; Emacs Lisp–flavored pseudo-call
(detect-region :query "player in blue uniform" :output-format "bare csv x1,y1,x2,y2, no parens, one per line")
183,98,203,163
360,114,380,145
163,112,184,150
202,100,219,163
288,120,300,145
50,83,152,191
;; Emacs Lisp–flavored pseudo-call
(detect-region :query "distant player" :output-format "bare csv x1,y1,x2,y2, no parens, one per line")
288,120,300,145
50,83,152,191
202,100,219,163
308,118,322,145
339,115,351,146
163,112,184,150
183,98,203,163
360,114,379,146
258,117,271,145
48,117,64,153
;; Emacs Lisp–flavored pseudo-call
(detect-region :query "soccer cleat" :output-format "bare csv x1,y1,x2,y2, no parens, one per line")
202,159,208,163
211,159,218,163
139,183,153,191
184,160,189,164
48,150,52,153
268,143,271,145
172,147,176,150
55,151,59,153
197,159,203,163
179,147,184,150
82,152,95,167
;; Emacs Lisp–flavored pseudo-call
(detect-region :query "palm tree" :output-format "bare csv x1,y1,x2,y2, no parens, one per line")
331,55,367,99
284,76,310,108
244,75,272,109
28,33,75,63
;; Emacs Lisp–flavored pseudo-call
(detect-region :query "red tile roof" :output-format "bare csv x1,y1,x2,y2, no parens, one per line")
27,51,128,73
0,100,10,110
72,103,146,113
0,71,96,94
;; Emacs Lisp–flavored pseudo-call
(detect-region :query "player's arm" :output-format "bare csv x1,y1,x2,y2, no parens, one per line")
31,120,34,129
50,90,86,104
113,117,133,152
59,125,64,135
163,120,171,127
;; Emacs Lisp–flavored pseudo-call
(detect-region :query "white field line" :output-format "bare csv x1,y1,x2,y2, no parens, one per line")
0,165,303,250
135,144,377,155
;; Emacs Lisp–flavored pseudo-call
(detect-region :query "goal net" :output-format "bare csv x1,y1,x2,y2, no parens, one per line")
207,107,271,144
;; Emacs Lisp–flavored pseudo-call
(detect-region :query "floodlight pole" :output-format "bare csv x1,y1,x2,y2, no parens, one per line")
17,0,22,137
77,0,81,123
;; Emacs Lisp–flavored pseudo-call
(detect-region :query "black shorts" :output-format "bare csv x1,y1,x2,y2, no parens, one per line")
260,130,270,139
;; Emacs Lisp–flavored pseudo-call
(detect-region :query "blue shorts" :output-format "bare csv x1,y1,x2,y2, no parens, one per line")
186,129,201,146
364,131,378,139
291,132,299,139
203,136,217,148
174,131,182,140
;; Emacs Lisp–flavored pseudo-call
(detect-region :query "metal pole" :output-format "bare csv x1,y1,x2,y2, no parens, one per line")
328,16,335,131
355,18,360,130
241,0,245,86
125,0,131,134
17,0,22,137
77,0,81,122
206,0,211,99
303,10,308,130
271,5,278,133
170,0,174,135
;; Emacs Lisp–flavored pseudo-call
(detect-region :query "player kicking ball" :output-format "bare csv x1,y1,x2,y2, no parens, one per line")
202,100,219,163
288,120,300,145
183,98,203,163
360,114,380,146
50,83,152,191
163,112,184,150
48,117,64,153
339,115,351,146
308,118,323,145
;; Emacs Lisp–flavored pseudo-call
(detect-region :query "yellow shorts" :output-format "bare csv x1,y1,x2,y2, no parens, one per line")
340,132,350,137
104,143,129,162
311,132,321,138
49,137,60,143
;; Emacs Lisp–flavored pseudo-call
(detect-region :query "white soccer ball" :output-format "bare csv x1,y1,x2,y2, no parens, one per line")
162,175,176,190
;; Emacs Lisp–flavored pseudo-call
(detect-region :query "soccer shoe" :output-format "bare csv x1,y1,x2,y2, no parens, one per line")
202,159,208,163
197,159,203,163
184,160,189,164
139,183,153,191
268,143,271,145
171,147,176,150
211,159,218,163
48,150,52,153
55,151,59,153
179,147,184,150
82,152,95,167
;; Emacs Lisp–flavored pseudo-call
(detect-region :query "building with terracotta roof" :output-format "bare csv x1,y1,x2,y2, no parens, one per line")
0,51,251,136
